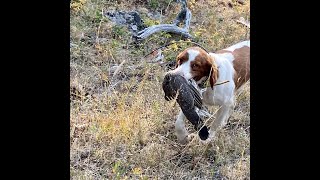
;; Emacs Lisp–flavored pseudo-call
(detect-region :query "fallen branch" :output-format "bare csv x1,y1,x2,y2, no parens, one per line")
137,24,193,39
136,0,193,40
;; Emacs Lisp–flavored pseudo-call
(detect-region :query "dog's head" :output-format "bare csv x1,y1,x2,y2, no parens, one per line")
166,47,218,89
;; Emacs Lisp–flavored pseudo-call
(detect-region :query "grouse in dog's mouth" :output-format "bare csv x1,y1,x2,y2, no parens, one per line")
162,73,209,140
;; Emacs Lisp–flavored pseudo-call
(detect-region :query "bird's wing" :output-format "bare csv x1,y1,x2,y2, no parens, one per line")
187,80,202,109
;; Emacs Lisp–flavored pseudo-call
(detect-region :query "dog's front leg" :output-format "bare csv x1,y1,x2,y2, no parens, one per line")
206,104,234,141
175,110,189,144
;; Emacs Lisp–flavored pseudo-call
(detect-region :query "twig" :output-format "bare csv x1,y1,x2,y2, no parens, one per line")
108,49,116,62
165,0,174,14
236,17,250,28
112,60,126,78
213,80,230,86
95,8,104,45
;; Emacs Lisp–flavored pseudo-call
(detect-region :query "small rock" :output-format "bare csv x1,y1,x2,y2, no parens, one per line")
131,25,137,31
217,0,235,8
236,0,245,5
97,38,108,44
105,10,145,33
147,11,161,20
115,16,126,25
147,12,154,18
124,13,133,21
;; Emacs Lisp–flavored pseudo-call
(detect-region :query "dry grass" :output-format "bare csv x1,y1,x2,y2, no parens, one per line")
70,0,250,179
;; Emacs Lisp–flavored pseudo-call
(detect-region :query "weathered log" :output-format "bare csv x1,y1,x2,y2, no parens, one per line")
136,0,193,40
137,24,193,40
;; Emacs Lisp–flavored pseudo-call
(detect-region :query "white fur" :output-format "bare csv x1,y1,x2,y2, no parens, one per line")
225,40,250,52
216,53,235,62
205,53,235,106
175,111,188,144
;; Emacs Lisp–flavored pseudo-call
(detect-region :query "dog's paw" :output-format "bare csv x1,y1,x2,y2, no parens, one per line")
177,133,194,145
178,138,188,145
200,131,216,145
177,133,197,144
186,133,197,143
198,126,209,140
177,135,188,145
200,137,212,145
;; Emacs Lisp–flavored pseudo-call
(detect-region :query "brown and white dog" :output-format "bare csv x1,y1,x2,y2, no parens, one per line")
167,40,250,144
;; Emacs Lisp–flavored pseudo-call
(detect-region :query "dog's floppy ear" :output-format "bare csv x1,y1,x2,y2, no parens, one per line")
175,60,180,69
209,65,218,89
175,50,189,69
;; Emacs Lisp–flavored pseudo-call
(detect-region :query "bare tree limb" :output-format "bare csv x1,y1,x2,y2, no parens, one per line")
136,0,193,40
184,8,192,30
137,24,193,39
172,1,191,30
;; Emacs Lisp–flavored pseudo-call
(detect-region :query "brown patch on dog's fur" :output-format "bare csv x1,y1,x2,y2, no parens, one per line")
232,46,250,89
175,50,189,68
216,46,250,89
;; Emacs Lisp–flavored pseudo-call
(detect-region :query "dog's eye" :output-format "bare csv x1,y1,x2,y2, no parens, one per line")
192,64,199,68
